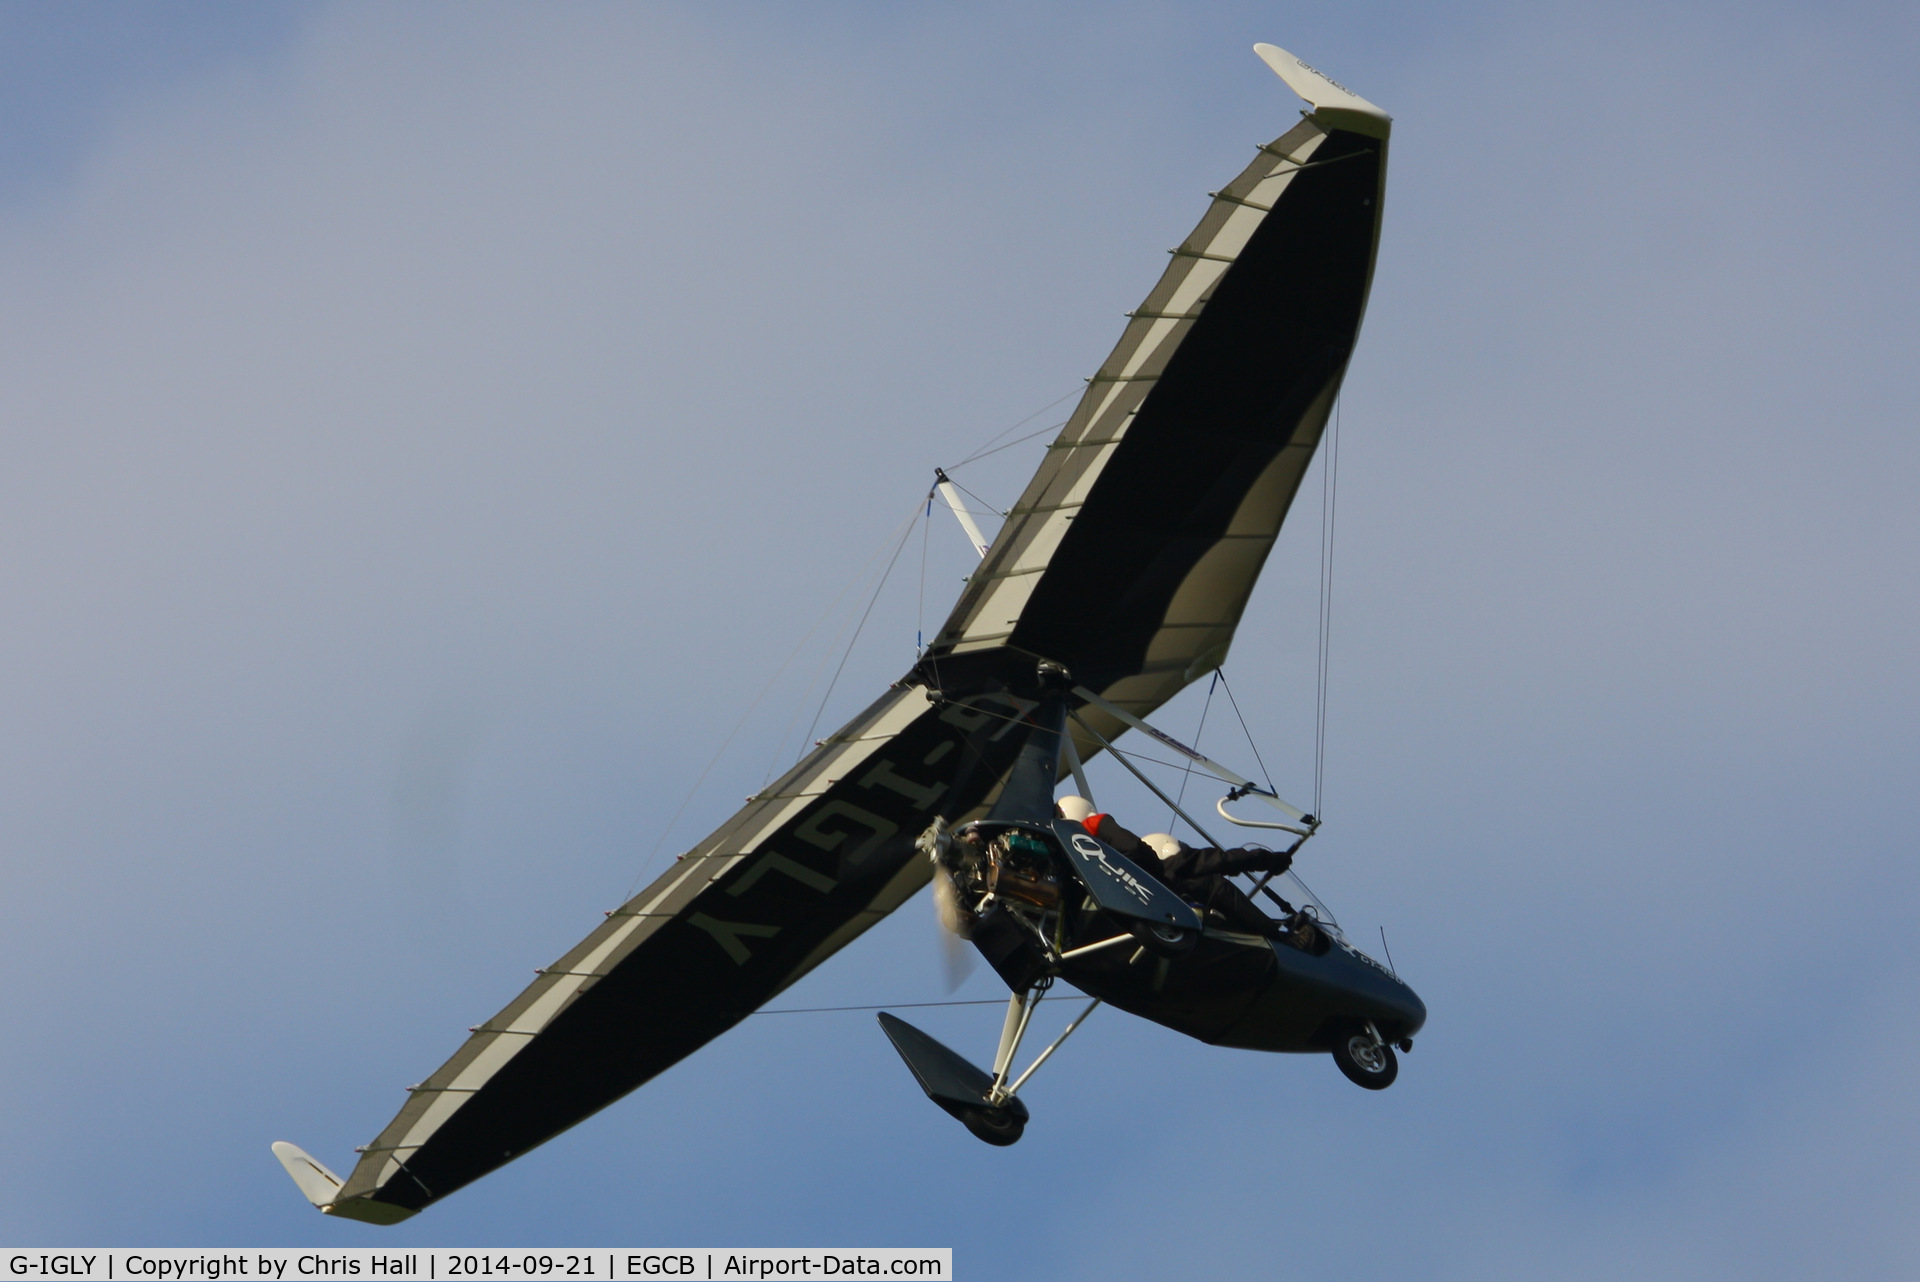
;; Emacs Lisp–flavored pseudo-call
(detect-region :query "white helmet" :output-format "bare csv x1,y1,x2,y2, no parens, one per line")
1141,832,1183,862
1056,795,1096,824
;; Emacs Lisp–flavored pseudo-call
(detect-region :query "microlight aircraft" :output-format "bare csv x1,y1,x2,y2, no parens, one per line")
273,43,1423,1223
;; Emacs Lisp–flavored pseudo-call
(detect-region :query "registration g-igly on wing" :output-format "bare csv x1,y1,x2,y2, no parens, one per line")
271,43,1421,1224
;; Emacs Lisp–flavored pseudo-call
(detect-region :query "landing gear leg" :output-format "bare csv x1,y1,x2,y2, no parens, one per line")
943,987,1039,1145
988,988,1041,1104
990,997,1036,1097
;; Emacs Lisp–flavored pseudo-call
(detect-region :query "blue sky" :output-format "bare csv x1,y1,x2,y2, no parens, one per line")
2,3,1916,1275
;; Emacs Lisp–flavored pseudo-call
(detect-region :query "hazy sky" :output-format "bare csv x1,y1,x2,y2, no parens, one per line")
3,3,1916,1275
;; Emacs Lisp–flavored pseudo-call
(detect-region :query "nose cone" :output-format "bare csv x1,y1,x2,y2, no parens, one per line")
1332,948,1425,1041
1382,975,1427,1039
1320,939,1427,1039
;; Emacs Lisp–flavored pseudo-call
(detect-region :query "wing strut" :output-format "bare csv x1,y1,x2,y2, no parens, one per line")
1060,725,1094,805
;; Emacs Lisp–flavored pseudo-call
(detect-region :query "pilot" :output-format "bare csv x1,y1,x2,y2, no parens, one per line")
1056,795,1306,939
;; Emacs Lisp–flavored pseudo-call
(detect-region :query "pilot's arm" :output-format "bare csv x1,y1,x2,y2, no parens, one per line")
1164,841,1299,881
1082,813,1298,882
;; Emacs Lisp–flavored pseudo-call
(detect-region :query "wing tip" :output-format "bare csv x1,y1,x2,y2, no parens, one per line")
270,1141,343,1211
271,1142,418,1225
1252,42,1391,137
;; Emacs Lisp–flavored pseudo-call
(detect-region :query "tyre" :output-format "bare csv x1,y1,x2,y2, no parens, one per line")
1331,1028,1398,1090
1128,918,1198,957
959,1104,1026,1146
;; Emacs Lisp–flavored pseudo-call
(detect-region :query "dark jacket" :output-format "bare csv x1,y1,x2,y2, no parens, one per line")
1083,814,1295,884
1081,813,1297,936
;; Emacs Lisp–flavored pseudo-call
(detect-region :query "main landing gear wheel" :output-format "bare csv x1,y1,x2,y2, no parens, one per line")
959,1103,1027,1147
1128,918,1198,957
1331,1028,1398,1090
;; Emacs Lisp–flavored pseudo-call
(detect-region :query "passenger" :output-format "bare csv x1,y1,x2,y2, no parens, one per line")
1056,795,1311,941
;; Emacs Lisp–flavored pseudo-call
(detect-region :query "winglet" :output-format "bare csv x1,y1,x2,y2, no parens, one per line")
1253,44,1391,138
271,1142,418,1224
271,1141,344,1211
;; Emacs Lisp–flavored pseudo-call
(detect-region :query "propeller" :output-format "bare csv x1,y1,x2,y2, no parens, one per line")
932,871,978,992
918,817,978,992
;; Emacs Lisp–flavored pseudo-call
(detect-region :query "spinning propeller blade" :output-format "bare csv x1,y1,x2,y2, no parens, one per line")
931,869,978,992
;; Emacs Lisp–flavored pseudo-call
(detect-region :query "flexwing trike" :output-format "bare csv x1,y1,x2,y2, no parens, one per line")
272,42,1416,1223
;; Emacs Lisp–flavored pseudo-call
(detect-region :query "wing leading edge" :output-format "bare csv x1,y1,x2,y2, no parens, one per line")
277,43,1391,1223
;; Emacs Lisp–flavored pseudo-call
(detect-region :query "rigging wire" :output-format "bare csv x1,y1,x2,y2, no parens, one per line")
796,504,923,760
945,389,1081,471
942,419,1069,472
1168,670,1219,836
1313,395,1343,818
942,474,1010,519
1216,669,1277,797
922,676,1270,805
621,498,926,902
753,996,1053,1016
765,496,927,781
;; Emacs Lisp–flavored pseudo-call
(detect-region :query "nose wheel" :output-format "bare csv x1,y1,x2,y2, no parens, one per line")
1331,1023,1398,1089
